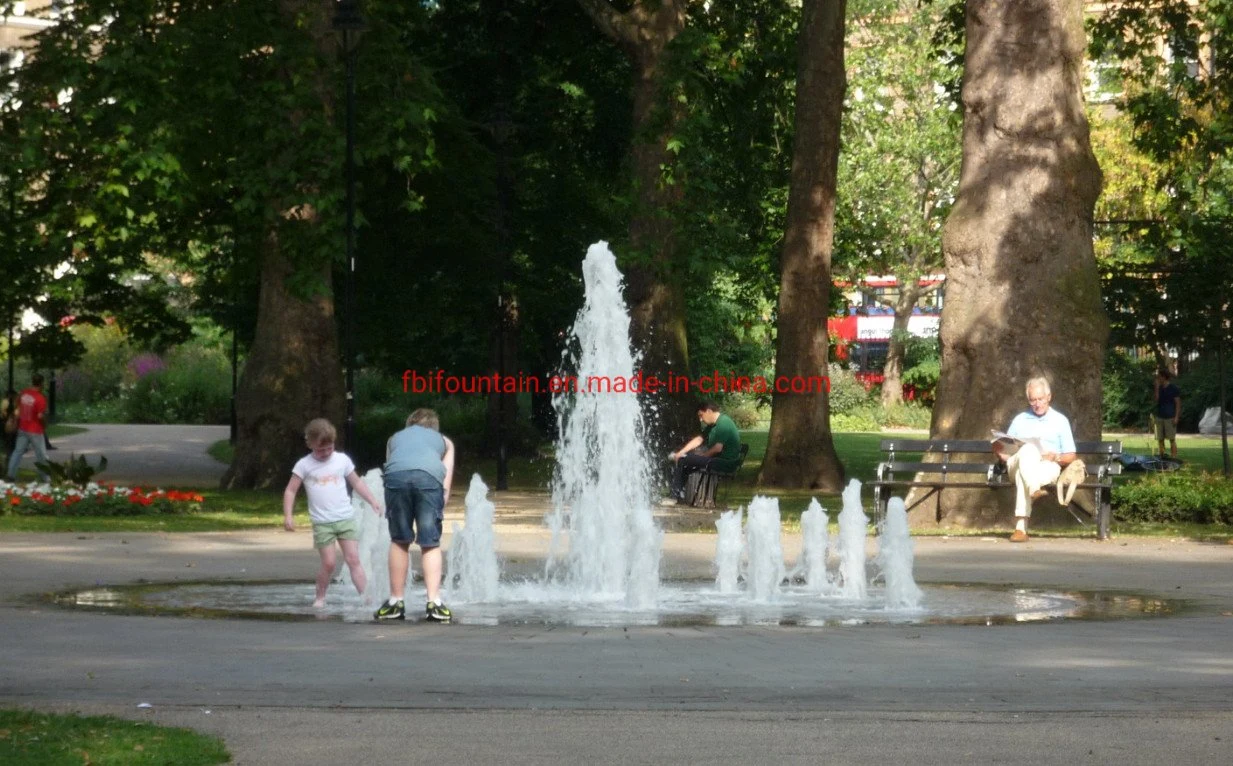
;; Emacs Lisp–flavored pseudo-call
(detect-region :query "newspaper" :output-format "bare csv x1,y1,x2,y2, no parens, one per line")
990,430,1043,455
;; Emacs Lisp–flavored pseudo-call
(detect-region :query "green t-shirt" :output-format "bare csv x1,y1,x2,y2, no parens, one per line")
703,413,742,472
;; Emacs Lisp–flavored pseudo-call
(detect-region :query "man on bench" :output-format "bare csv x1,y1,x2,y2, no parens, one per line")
668,400,741,505
991,376,1077,543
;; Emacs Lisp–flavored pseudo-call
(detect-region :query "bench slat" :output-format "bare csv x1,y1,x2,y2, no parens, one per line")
878,439,1122,456
880,462,1121,477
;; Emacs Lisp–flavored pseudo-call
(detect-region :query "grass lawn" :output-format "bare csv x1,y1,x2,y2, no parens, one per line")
0,708,229,765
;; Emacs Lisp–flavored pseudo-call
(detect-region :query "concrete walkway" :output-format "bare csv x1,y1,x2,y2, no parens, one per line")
12,424,229,486
2,521,1232,764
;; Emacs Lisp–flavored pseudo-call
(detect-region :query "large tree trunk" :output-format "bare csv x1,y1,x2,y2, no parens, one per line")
880,278,924,407
223,0,346,489
223,242,345,489
577,0,693,449
914,0,1107,526
758,0,847,491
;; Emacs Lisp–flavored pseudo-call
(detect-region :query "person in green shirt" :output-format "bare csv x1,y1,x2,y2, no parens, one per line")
668,400,742,503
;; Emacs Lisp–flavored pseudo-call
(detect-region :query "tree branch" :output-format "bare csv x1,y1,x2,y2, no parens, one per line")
576,0,636,49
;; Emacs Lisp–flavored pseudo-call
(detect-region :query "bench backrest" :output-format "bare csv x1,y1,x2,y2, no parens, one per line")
876,438,1123,479
878,439,1123,456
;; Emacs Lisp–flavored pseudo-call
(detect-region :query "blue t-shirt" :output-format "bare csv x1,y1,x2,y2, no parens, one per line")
1156,383,1181,419
1007,407,1076,455
384,425,447,485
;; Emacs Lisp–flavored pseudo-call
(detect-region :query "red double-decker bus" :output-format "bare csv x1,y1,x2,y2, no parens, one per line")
828,275,944,387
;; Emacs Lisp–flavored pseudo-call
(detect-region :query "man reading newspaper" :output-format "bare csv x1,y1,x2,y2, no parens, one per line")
991,376,1077,543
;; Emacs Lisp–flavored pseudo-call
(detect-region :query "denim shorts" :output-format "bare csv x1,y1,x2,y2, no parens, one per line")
384,469,444,547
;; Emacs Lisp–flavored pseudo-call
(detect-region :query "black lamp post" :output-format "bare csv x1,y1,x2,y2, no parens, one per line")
333,0,366,454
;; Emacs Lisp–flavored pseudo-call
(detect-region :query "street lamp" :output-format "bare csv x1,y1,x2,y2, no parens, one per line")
333,0,366,455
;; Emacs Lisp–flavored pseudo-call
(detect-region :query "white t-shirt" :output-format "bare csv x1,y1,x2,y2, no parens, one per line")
291,451,357,524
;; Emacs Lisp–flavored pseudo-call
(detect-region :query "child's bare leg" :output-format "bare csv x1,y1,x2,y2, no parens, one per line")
339,539,367,596
315,543,338,607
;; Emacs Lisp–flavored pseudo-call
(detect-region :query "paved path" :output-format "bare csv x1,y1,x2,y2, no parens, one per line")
2,522,1232,764
16,424,229,486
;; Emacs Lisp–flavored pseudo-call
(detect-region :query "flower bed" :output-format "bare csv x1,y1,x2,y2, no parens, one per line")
0,481,205,517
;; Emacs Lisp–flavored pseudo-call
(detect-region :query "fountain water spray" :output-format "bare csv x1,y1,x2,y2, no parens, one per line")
342,468,391,606
797,498,831,593
745,496,786,602
714,508,744,594
836,479,868,600
447,474,502,603
877,497,923,609
545,241,663,607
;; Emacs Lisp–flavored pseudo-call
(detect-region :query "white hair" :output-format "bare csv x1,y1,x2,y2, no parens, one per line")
1025,376,1051,396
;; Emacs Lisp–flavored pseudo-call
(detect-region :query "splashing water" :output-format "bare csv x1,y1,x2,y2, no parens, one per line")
745,496,786,602
877,497,923,609
836,479,868,600
340,468,391,607
797,498,831,593
447,474,502,603
545,241,663,608
714,508,744,594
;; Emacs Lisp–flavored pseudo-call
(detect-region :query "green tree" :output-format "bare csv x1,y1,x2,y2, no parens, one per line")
836,0,961,406
11,0,441,488
758,0,847,491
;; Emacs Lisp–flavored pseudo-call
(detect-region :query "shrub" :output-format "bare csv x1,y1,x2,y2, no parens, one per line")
1102,349,1154,430
57,324,132,405
1177,358,1225,432
831,405,884,432
881,402,933,430
1112,471,1233,525
827,364,874,414
125,345,231,424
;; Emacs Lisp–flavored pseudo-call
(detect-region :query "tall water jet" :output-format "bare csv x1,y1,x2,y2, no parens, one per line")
546,242,663,607
343,468,391,604
447,474,501,603
714,508,744,594
836,479,868,600
745,496,785,602
877,497,923,609
797,498,831,593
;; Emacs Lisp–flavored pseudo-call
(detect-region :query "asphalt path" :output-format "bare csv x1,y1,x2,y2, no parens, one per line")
16,423,229,486
2,524,1232,764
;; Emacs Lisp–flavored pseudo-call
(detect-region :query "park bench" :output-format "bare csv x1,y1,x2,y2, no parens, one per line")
869,439,1123,539
685,443,751,509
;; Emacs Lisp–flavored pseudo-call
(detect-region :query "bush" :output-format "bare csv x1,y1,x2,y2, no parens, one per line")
59,397,128,424
125,345,231,424
1103,349,1154,430
831,405,883,432
56,324,132,405
881,402,933,429
1112,471,1233,524
1177,358,1224,432
827,364,874,414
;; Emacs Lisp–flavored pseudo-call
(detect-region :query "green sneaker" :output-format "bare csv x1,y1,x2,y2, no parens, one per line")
374,599,405,620
425,600,452,623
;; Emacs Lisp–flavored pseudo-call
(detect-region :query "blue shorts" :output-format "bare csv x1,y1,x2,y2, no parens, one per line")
384,469,444,547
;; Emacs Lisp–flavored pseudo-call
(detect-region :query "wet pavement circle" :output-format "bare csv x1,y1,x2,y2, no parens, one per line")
53,580,1184,628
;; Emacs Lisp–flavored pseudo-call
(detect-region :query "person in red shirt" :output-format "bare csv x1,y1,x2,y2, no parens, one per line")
5,373,50,482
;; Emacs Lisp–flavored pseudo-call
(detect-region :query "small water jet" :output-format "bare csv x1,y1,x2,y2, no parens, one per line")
796,498,831,594
836,479,869,600
877,497,923,609
447,474,502,603
714,508,743,594
745,496,786,602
